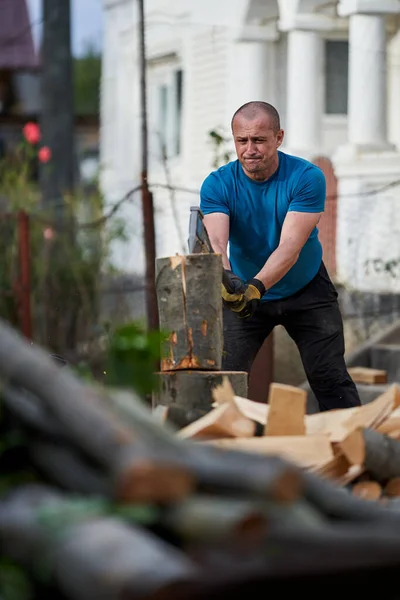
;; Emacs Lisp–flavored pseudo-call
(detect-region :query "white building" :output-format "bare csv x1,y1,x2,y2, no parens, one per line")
100,0,400,297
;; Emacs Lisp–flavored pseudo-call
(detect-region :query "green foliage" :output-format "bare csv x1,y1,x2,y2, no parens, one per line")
0,135,128,355
208,127,234,169
73,43,101,116
104,321,168,397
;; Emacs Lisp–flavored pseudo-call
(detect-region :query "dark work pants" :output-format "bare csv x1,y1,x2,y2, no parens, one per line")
222,262,361,412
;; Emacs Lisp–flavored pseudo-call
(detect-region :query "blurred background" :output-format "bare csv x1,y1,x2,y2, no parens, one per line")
1,0,400,400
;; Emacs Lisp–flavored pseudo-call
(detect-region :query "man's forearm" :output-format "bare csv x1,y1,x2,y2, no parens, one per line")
210,242,231,270
255,243,299,290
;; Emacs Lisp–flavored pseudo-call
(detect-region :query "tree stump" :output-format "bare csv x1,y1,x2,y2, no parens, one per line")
152,371,248,428
156,254,223,371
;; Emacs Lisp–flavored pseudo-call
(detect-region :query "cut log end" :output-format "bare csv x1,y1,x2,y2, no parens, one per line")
116,460,195,504
352,480,382,501
384,477,400,497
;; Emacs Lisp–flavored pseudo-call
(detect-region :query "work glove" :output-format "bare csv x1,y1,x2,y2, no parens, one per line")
230,278,266,319
221,270,246,309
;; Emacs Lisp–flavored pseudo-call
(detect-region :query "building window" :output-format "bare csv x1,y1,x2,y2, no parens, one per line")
153,65,183,160
325,40,348,115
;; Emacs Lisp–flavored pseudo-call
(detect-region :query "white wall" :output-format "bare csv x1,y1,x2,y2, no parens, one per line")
100,0,400,293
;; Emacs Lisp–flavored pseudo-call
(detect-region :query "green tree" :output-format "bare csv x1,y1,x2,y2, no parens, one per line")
73,43,101,115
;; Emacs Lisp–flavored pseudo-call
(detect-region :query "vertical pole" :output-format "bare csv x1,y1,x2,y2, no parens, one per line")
17,211,32,340
138,0,159,331
40,0,75,219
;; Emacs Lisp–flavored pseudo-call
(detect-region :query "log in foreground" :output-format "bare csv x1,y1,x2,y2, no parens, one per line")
156,254,223,371
0,485,198,600
152,370,248,428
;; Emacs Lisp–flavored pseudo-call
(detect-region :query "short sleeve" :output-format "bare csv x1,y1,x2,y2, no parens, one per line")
288,166,326,214
200,172,230,217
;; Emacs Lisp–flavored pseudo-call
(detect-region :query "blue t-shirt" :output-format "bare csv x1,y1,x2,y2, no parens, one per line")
199,150,326,301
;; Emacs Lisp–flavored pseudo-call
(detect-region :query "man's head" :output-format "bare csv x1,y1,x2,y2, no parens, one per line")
231,101,284,181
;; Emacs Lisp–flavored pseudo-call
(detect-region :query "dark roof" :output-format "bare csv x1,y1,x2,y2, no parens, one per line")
0,0,39,70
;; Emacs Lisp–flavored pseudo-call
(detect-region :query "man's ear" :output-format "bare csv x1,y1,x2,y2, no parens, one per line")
277,129,284,148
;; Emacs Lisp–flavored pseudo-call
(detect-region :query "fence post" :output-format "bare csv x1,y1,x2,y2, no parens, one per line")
17,210,32,339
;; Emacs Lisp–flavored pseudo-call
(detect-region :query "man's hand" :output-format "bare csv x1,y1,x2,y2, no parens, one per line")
222,274,266,319
221,269,246,308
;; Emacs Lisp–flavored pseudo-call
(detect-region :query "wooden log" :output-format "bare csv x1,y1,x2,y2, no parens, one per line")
31,439,111,496
152,370,248,427
384,477,400,497
204,435,334,470
348,367,387,385
177,401,257,440
156,254,223,371
339,427,400,483
0,318,303,505
351,481,382,501
163,495,268,543
265,383,306,436
0,485,197,600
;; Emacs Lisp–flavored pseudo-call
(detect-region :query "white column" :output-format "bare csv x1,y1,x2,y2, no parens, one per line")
227,41,269,115
337,0,399,155
347,14,389,149
285,29,322,156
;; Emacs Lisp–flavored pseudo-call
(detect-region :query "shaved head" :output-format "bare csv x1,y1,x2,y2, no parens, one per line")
231,101,281,133
230,101,284,182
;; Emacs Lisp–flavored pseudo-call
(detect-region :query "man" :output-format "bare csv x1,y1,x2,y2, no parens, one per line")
199,101,360,412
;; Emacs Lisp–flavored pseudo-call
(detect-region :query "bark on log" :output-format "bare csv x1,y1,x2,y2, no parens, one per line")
152,370,248,427
156,254,223,371
0,318,304,504
0,485,198,600
31,439,111,496
339,427,400,483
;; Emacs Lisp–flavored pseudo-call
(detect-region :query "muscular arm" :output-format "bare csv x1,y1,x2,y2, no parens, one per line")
203,212,231,270
255,211,322,290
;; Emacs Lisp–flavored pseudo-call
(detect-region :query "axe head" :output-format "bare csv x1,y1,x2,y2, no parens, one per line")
188,206,214,254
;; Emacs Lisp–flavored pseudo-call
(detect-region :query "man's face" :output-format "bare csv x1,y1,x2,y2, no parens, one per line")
232,113,284,180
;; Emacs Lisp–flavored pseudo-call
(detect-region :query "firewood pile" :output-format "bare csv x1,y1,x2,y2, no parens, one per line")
4,320,400,599
168,376,400,505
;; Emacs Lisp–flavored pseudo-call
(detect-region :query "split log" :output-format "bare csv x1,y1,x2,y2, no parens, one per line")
326,384,400,443
204,435,334,470
156,254,223,371
178,401,257,440
152,370,248,427
265,383,306,436
339,427,400,483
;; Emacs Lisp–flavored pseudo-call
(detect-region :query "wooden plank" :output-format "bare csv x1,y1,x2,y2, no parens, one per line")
204,435,334,469
156,254,223,371
212,377,268,425
177,401,256,440
325,384,400,443
348,366,387,385
264,383,306,436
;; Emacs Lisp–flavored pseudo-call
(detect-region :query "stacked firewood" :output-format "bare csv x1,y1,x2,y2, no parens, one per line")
4,321,400,599
163,375,400,506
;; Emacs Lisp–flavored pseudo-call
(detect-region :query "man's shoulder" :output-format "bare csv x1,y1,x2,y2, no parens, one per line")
281,151,324,182
202,160,239,185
